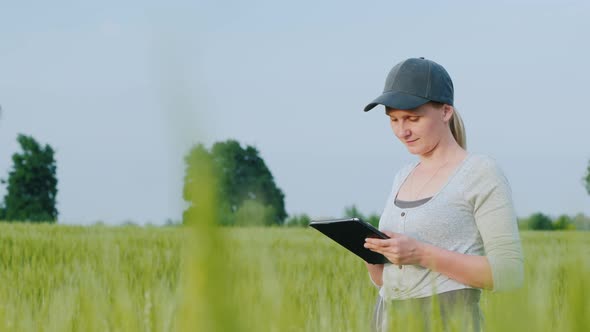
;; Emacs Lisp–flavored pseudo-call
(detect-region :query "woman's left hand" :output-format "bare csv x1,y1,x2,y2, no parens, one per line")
364,231,425,267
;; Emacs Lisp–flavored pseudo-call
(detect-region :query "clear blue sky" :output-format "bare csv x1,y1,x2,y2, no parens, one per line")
1,1,589,224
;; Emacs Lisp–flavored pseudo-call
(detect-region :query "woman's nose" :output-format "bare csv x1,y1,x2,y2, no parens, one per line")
395,124,410,138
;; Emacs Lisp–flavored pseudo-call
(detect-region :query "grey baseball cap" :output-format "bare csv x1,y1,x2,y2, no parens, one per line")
363,57,454,112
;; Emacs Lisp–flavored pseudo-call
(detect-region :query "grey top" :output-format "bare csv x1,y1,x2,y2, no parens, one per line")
377,153,524,300
394,196,432,209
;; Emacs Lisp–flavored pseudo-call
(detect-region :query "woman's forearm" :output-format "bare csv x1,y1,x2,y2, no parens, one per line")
418,243,494,290
365,262,384,287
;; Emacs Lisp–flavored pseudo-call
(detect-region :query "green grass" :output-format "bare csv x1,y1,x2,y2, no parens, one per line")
0,224,588,331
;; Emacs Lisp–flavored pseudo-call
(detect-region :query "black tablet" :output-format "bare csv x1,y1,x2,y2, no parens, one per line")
309,217,390,264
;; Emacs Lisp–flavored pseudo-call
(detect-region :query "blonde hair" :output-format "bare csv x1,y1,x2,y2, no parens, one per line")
450,109,467,150
430,102,467,150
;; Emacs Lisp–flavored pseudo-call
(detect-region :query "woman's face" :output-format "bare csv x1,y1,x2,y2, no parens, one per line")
386,103,452,155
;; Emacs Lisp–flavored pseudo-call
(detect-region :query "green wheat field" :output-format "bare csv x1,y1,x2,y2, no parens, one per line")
0,223,588,332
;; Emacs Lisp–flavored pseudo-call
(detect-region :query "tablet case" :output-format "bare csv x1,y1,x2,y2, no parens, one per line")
309,217,390,264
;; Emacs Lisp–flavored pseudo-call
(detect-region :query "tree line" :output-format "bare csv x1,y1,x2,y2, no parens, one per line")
518,212,590,231
1,134,589,228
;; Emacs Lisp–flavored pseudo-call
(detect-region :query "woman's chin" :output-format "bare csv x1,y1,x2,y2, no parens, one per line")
405,146,423,155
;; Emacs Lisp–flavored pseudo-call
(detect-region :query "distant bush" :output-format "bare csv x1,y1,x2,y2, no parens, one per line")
122,220,139,227
571,213,590,231
365,214,380,227
518,212,584,231
285,209,588,231
284,214,311,227
282,205,382,228
553,215,576,230
343,205,380,227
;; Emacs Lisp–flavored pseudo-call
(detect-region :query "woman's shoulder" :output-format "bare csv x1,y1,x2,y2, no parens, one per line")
465,153,505,175
463,153,511,188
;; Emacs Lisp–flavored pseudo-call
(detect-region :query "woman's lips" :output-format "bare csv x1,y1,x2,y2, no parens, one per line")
406,139,419,144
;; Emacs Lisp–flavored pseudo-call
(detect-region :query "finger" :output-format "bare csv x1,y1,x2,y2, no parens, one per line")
367,247,383,254
364,242,385,253
365,238,388,246
366,239,391,251
364,242,381,250
364,245,380,254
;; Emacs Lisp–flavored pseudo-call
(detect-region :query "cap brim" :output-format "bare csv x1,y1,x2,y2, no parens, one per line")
363,91,430,112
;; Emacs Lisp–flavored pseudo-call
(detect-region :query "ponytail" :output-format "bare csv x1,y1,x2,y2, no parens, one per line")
450,109,467,150
430,102,467,150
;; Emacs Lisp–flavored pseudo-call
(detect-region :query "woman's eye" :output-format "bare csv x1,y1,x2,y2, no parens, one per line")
409,117,419,122
390,118,398,122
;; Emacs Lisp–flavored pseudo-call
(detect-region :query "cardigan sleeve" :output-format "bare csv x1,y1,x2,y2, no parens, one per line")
470,157,524,292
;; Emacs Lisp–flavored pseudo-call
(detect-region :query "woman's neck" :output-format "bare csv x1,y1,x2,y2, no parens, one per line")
418,134,466,169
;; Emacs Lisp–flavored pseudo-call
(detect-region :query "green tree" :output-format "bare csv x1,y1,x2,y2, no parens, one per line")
553,214,575,230
3,134,58,222
527,212,553,230
183,140,287,225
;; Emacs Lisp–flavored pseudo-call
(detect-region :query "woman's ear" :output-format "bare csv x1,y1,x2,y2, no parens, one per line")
442,104,454,122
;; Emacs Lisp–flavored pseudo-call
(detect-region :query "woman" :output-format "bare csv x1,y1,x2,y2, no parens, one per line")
362,57,524,331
